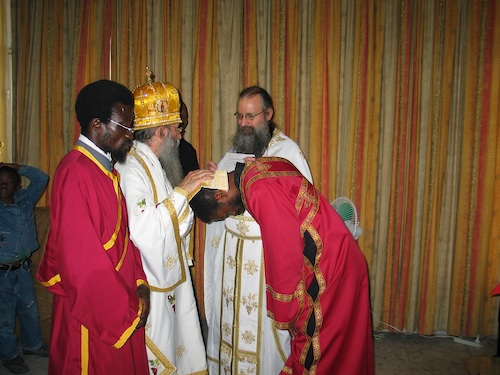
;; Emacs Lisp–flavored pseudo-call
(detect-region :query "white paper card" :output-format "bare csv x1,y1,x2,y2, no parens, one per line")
217,152,255,172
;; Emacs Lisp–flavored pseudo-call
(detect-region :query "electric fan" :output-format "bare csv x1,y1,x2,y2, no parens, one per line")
331,197,363,240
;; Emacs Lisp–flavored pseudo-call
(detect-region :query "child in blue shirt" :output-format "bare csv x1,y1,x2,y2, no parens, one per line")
0,163,49,374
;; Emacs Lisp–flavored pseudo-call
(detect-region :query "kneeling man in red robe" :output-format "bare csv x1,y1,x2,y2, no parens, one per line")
191,157,374,375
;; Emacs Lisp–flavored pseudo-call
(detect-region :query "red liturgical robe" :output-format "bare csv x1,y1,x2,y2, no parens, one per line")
37,147,149,375
492,283,500,296
240,157,374,375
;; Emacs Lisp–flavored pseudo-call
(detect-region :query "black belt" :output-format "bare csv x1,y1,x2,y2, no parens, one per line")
0,258,28,271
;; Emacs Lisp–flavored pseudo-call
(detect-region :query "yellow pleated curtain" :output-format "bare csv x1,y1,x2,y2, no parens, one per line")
6,0,500,337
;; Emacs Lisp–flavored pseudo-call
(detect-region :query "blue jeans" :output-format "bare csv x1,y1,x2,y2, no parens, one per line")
0,262,44,361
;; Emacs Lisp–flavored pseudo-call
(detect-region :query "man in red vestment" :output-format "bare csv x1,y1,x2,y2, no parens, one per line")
37,80,150,375
190,157,374,374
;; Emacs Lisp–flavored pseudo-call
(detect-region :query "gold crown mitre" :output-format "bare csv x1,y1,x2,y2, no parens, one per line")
133,68,182,130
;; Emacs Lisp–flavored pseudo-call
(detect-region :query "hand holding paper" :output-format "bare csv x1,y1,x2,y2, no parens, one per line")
217,152,255,172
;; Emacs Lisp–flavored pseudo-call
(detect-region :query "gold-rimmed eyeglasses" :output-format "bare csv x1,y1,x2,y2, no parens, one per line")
233,110,265,121
108,118,135,134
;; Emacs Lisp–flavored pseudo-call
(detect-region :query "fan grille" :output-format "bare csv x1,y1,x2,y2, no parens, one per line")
331,197,362,239
334,202,355,221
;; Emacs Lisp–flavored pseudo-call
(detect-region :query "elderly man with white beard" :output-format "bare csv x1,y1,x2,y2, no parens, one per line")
116,74,211,375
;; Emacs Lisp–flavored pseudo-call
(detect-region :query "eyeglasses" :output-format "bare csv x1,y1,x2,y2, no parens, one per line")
233,110,265,121
108,118,135,134
167,124,183,133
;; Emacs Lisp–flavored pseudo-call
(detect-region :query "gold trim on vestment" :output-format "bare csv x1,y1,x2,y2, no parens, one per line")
189,370,209,375
38,146,128,289
114,232,129,271
174,186,189,198
219,234,265,373
128,147,187,292
206,356,220,367
74,145,122,251
114,313,142,349
81,325,89,375
233,237,250,374
240,158,328,370
231,214,255,222
39,273,61,287
155,198,186,292
177,204,190,224
271,319,288,362
130,148,159,202
145,334,176,375
225,224,261,241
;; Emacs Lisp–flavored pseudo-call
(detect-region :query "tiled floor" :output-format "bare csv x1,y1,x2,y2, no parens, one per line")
374,332,499,375
1,332,498,374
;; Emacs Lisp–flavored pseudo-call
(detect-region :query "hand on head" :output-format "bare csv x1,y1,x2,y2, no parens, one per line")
0,162,21,170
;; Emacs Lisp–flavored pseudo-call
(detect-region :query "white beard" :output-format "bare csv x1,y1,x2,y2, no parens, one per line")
158,132,184,187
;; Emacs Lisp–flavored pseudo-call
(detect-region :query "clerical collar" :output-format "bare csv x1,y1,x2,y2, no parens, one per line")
78,134,113,162
77,134,114,172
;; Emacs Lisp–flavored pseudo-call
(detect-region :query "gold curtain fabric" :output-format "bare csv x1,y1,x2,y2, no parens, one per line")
7,0,500,337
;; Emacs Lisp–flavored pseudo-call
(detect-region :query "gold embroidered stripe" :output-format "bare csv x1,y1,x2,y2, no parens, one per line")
40,273,61,287
74,146,123,251
225,225,262,241
114,315,141,349
130,148,159,202
115,232,129,271
81,325,89,375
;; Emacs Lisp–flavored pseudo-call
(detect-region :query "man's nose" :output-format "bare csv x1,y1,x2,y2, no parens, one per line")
241,118,252,126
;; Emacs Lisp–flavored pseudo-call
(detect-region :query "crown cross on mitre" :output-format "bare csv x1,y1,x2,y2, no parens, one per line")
132,67,182,131
145,66,153,84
